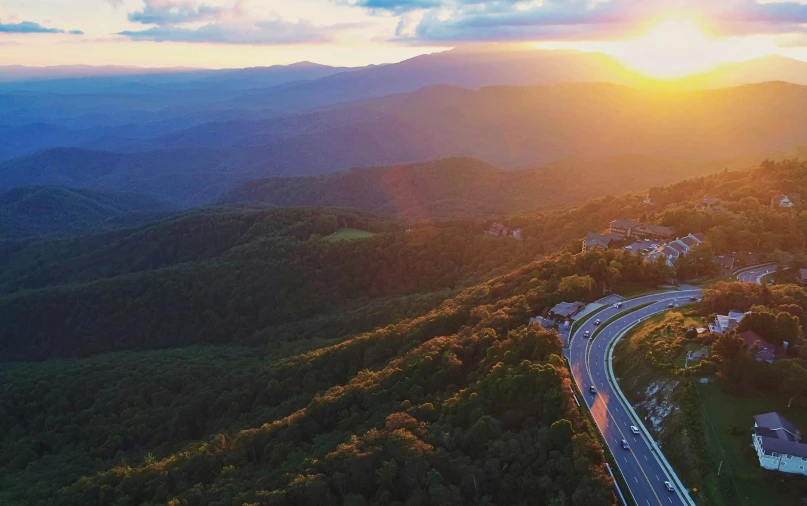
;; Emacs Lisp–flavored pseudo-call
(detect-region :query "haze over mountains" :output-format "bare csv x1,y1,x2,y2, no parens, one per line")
3,47,807,214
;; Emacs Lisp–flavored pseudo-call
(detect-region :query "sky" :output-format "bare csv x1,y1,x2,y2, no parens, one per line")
3,0,807,74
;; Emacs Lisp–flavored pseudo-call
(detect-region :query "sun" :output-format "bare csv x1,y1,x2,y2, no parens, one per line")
614,20,723,79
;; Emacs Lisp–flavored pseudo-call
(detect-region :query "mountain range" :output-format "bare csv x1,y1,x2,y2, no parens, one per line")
3,81,805,206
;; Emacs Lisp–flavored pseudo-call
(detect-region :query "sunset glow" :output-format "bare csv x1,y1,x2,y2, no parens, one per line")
613,20,724,78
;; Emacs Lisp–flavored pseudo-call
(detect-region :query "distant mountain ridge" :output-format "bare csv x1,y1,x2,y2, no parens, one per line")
220,154,777,220
3,82,806,206
0,186,173,238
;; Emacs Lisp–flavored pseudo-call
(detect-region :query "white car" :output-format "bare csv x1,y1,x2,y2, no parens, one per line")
664,481,674,492
630,426,640,435
584,330,591,338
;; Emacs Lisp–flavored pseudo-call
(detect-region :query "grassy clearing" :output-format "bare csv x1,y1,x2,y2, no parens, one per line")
615,284,666,298
325,228,377,242
695,383,807,506
614,313,807,506
673,341,707,369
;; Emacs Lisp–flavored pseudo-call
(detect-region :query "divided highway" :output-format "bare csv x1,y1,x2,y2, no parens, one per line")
735,263,777,284
566,289,702,506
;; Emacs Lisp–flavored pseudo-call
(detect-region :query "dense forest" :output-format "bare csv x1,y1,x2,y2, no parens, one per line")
0,185,173,239
5,158,807,504
0,241,639,505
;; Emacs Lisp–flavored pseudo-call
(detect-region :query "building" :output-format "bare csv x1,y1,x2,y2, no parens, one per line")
582,232,621,252
487,223,521,240
772,194,798,208
548,301,586,321
609,219,673,239
800,268,807,285
709,311,750,334
739,330,787,363
644,233,705,267
753,412,807,476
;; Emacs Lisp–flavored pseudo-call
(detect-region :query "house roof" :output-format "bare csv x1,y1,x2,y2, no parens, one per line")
755,412,800,437
800,268,807,282
549,301,585,318
740,330,787,360
669,241,688,254
681,236,701,248
643,224,674,236
693,233,706,241
661,246,678,257
756,435,807,459
610,219,640,229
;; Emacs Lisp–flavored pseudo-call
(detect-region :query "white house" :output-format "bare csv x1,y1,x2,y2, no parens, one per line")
753,412,807,476
772,194,796,208
709,311,750,334
645,233,705,267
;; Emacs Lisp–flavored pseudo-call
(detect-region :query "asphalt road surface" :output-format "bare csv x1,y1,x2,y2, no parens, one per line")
736,263,777,284
567,289,703,506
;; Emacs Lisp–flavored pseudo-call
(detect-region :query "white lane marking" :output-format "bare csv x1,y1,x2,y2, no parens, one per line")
634,476,638,483
644,454,648,461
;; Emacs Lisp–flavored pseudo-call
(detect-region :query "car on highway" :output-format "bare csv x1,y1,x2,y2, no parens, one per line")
593,319,601,326
589,386,597,394
584,330,591,338
664,481,674,492
689,296,698,302
667,302,675,308
630,425,640,435
621,439,629,450
613,302,623,309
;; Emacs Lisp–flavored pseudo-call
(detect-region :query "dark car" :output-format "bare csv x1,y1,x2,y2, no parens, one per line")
593,319,601,326
664,481,674,492
589,386,597,394
621,439,629,450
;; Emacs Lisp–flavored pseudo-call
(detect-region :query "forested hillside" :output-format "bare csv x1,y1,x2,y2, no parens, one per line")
0,225,656,505
221,155,768,220
0,186,173,238
6,158,807,504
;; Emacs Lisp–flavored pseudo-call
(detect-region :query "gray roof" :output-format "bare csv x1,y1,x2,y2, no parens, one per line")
550,301,585,318
756,435,807,459
755,412,799,437
669,242,688,254
693,233,706,241
800,268,807,282
662,246,678,257
610,219,640,229
643,224,674,236
681,236,701,248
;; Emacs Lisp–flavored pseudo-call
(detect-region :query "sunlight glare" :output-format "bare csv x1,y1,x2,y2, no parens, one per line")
614,20,723,78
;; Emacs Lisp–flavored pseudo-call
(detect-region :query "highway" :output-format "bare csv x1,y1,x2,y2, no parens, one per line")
736,263,777,284
567,288,702,506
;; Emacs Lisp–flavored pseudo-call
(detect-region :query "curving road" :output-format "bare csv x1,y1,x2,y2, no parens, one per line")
736,263,777,284
566,289,702,506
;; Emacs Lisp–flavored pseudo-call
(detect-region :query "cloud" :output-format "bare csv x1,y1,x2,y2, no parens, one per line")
127,0,246,26
342,0,807,43
342,0,442,14
0,21,84,35
118,18,337,44
0,5,83,35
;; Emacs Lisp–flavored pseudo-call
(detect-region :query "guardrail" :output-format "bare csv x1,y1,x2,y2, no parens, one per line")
606,312,697,506
731,262,776,279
